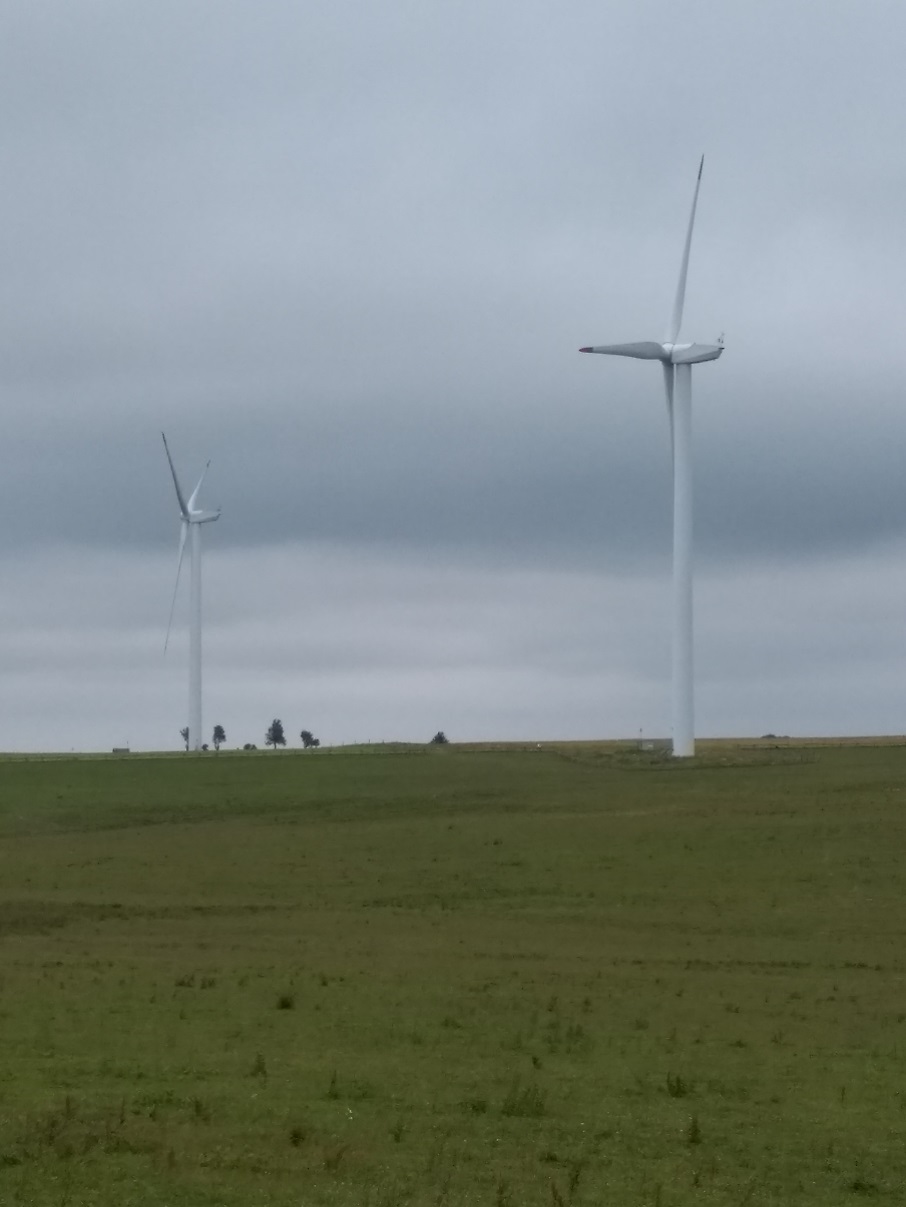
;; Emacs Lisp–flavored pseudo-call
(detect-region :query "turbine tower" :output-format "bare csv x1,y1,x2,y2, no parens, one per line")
162,433,220,752
580,158,723,758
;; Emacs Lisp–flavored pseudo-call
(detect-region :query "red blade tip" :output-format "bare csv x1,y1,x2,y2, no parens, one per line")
579,346,593,353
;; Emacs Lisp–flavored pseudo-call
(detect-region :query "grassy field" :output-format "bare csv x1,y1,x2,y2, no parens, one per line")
0,741,904,1205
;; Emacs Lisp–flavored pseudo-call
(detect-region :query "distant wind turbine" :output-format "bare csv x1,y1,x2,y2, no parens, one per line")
580,158,723,757
162,433,220,752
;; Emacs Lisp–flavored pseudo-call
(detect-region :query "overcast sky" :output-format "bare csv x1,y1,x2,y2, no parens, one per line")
1,0,904,751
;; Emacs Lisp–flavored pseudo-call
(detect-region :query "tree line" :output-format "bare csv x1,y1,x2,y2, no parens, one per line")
180,722,450,751
179,720,320,752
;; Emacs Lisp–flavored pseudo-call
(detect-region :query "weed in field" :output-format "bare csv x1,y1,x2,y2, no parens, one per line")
847,1177,880,1195
322,1141,348,1171
665,1072,691,1098
500,1077,545,1118
563,1020,590,1053
544,1015,561,1052
566,1157,586,1195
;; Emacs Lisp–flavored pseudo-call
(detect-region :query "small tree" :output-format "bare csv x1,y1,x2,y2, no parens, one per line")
300,729,318,749
266,718,286,750
212,724,226,752
179,726,189,752
430,731,449,745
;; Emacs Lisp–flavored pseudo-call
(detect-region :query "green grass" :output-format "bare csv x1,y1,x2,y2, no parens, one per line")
0,741,904,1204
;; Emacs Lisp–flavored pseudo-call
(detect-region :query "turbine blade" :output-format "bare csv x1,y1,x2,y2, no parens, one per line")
164,520,188,655
671,342,723,364
187,461,211,512
162,432,189,519
662,362,675,454
666,156,704,345
579,341,666,360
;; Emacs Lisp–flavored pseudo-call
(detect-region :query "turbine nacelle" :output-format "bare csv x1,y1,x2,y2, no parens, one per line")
670,342,723,364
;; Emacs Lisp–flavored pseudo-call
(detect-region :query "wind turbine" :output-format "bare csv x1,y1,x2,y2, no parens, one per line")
580,157,723,758
162,433,220,752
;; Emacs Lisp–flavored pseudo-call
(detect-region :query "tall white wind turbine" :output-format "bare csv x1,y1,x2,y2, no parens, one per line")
580,158,723,758
162,433,220,752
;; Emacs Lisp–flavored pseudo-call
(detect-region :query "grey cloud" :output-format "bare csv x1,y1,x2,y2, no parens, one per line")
0,1,904,747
